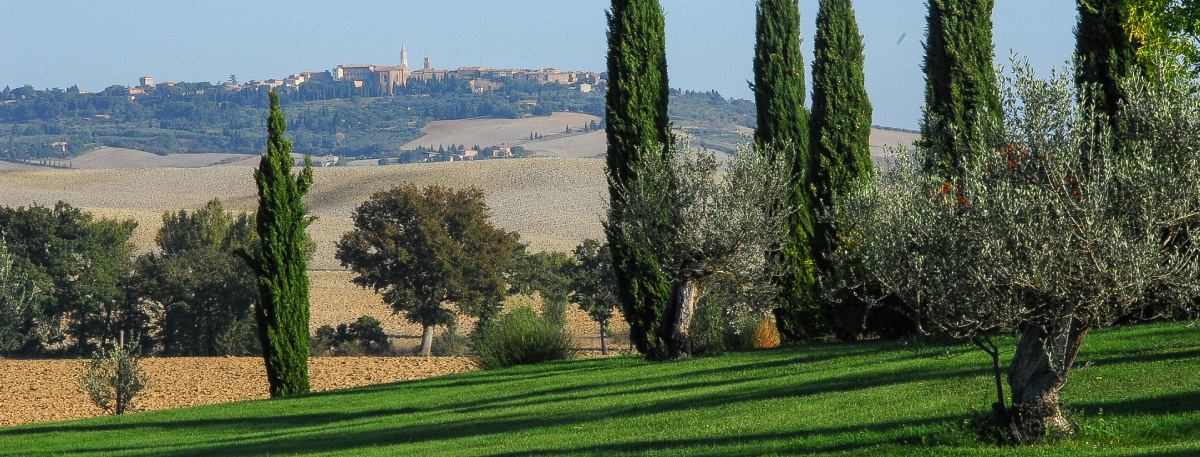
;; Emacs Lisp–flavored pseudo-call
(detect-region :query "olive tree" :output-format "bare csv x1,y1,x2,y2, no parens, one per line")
832,60,1200,443
335,183,517,357
607,142,795,360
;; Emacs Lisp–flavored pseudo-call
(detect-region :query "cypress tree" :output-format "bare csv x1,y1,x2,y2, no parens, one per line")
245,91,313,397
809,0,873,338
753,0,816,343
604,0,674,359
920,0,1002,174
1075,0,1140,137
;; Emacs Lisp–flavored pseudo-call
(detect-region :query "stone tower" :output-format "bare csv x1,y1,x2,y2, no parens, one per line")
401,44,409,69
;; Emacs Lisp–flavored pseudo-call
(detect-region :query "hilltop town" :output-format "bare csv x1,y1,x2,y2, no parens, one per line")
129,45,604,98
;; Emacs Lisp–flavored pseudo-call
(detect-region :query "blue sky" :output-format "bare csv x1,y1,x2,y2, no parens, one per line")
0,1,1076,129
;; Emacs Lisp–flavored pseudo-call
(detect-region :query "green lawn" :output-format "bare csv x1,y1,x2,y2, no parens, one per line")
3,323,1197,456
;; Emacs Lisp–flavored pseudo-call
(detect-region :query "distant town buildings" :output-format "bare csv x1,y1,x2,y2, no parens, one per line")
135,45,602,96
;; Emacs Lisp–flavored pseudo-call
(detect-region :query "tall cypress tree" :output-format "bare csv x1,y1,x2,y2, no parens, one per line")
809,0,873,338
1075,0,1140,136
604,0,674,359
753,0,816,343
920,0,1002,174
245,91,313,397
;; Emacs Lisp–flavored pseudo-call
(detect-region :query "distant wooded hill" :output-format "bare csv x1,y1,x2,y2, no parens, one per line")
0,80,756,162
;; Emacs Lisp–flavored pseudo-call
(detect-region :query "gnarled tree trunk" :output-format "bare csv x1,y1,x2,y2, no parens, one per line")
1006,312,1090,443
663,275,704,360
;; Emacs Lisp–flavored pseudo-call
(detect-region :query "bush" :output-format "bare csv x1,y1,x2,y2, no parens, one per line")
76,336,150,415
689,297,727,356
309,315,391,356
474,306,577,369
431,322,472,357
751,315,780,349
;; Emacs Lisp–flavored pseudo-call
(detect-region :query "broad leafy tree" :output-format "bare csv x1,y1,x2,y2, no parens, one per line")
242,90,314,397
0,202,136,354
604,0,675,359
509,245,574,327
132,199,258,356
335,183,517,357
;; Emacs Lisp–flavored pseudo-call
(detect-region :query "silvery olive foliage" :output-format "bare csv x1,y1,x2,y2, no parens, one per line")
831,58,1200,441
836,59,1200,342
607,141,796,295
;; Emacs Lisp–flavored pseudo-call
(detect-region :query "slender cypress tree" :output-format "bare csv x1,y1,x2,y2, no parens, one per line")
809,0,874,338
1075,0,1140,136
246,91,313,397
604,0,674,359
920,0,1002,175
753,0,816,343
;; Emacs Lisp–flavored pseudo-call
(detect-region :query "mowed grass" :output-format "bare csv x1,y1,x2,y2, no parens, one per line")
2,323,1197,456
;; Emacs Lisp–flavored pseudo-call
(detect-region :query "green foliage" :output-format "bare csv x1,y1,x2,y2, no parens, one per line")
569,239,620,354
508,244,574,328
335,183,517,357
9,323,1198,455
474,305,577,369
752,0,819,344
0,236,41,354
0,202,137,354
309,315,390,356
75,336,150,416
1124,0,1200,76
604,0,674,360
807,0,876,341
244,91,313,397
834,60,1200,443
920,0,1003,175
607,142,796,360
1076,0,1142,139
132,199,258,356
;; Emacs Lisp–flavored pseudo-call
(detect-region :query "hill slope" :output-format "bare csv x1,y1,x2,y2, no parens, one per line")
2,323,1196,455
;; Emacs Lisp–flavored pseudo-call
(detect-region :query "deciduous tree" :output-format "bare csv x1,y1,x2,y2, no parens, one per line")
335,183,516,357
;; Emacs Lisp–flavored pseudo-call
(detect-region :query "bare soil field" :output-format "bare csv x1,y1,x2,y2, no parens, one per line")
0,356,476,427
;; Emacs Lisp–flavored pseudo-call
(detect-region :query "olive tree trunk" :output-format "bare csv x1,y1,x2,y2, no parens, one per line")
664,275,703,360
1006,312,1090,443
420,324,435,357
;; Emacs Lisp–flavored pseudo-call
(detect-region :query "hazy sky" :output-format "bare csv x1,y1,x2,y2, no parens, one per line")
0,1,1077,129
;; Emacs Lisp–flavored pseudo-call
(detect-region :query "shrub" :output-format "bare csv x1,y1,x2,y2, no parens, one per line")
474,306,577,369
751,315,780,349
689,297,727,357
309,315,390,356
431,322,471,357
76,336,150,415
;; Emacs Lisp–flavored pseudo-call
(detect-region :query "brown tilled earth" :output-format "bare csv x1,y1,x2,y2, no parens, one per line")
0,356,477,427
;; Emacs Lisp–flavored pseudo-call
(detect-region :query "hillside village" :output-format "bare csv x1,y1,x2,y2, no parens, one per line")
129,45,604,98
